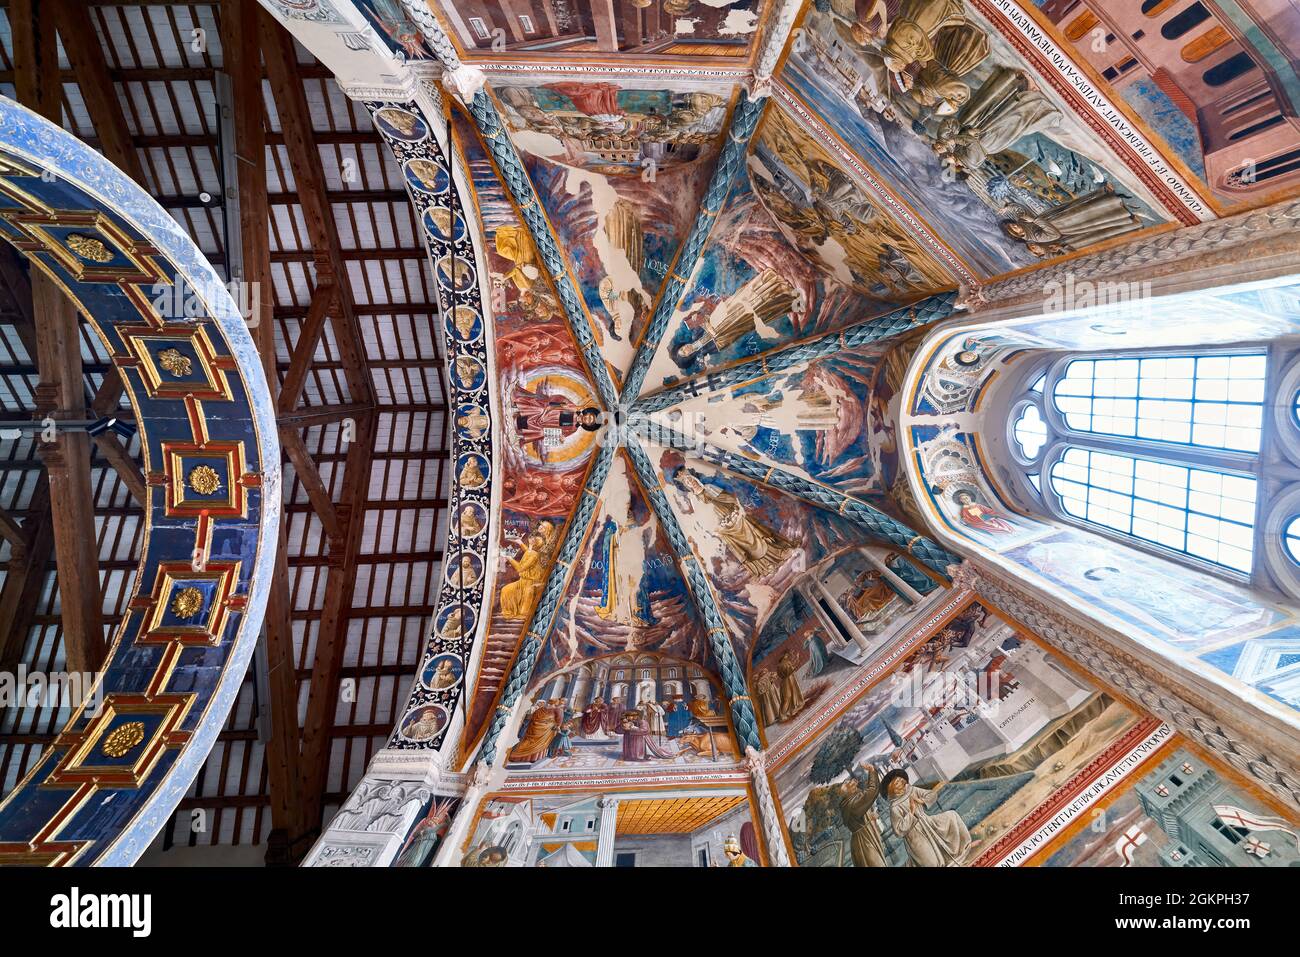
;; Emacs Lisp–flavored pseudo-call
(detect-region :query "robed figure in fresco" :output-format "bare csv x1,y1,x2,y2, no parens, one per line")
1000,185,1143,257
668,269,798,374
500,530,550,621
753,669,784,728
952,489,1014,534
592,515,653,628
395,799,454,868
804,630,832,676
509,700,561,764
884,769,971,866
617,711,674,761
673,469,796,577
580,698,611,740
777,649,806,720
838,767,888,867
512,383,601,457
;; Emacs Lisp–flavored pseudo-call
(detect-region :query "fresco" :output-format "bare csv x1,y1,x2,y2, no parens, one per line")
642,129,926,391
749,546,944,747
1201,624,1300,712
783,4,1170,277
774,599,1150,867
535,453,711,675
1006,529,1296,711
909,330,1041,415
995,274,1300,352
497,83,730,174
506,653,735,770
651,447,873,660
435,0,769,57
453,110,601,756
461,790,763,867
1032,0,1300,207
650,340,899,498
748,104,952,299
912,424,1050,550
393,796,460,867
505,81,729,378
1039,744,1300,867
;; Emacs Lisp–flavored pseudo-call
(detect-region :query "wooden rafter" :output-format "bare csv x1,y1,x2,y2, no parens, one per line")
0,477,52,674
278,282,336,414
12,1,105,675
219,0,310,864
259,7,378,838
0,1,453,850
278,427,343,543
276,402,376,430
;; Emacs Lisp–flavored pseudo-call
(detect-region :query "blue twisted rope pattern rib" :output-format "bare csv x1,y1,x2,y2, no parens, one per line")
621,93,767,404
628,418,961,578
466,90,620,411
478,443,617,765
634,290,958,413
624,437,762,752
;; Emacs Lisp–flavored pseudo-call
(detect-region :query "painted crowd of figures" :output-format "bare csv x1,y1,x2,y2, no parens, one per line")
508,693,729,765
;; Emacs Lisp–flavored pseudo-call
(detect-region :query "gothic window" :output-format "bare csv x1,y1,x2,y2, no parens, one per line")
1009,348,1300,587
1286,516,1300,565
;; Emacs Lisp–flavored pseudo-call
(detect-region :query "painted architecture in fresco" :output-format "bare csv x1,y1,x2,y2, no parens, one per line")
773,600,1153,867
1036,0,1300,205
507,653,733,770
462,792,763,867
434,0,769,57
1044,746,1299,867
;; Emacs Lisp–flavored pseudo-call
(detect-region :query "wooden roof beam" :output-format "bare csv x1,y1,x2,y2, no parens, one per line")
260,11,373,411
276,401,374,430
278,426,343,544
13,2,104,675
278,282,335,413
220,0,309,864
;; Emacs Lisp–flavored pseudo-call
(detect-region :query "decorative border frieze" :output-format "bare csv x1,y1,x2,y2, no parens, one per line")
972,0,1209,223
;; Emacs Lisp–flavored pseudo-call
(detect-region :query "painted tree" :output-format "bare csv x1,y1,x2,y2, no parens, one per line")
809,724,864,784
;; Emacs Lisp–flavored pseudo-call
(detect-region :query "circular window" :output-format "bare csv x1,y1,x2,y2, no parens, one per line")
1286,515,1300,565
1013,403,1048,459
1293,390,1300,430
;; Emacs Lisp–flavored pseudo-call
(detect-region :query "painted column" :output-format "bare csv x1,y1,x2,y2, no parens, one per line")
860,547,925,604
594,795,620,867
745,748,791,866
807,578,871,653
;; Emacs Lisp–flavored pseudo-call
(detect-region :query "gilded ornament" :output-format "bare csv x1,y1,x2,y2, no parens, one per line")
157,347,193,377
65,232,114,263
187,464,222,496
170,585,205,619
102,721,146,759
